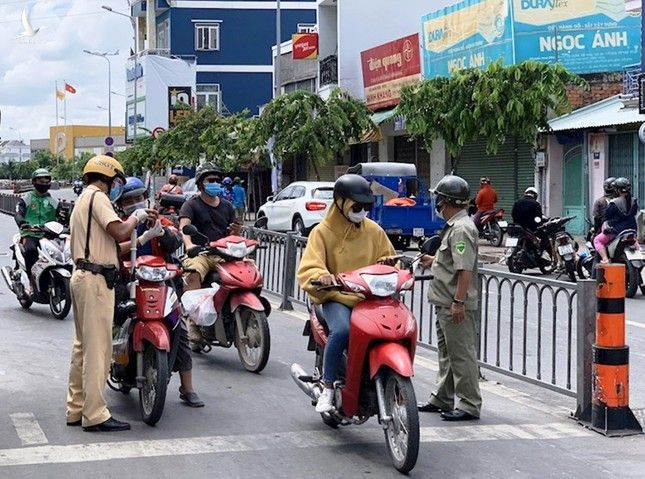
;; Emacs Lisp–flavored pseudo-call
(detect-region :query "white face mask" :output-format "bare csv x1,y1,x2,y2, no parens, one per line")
123,200,146,216
347,209,368,224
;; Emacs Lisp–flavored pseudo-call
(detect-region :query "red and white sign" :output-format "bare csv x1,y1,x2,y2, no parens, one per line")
361,34,421,110
292,33,319,60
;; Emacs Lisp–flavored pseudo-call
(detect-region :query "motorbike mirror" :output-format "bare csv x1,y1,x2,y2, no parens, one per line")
534,217,542,223
182,224,199,236
420,235,442,256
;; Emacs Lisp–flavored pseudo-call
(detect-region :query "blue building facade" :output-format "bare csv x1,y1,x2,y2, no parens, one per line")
152,0,316,115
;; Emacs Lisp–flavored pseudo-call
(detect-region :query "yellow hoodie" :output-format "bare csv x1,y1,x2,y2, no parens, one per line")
297,202,396,308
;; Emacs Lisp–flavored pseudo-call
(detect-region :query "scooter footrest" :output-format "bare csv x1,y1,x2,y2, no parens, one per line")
298,375,316,383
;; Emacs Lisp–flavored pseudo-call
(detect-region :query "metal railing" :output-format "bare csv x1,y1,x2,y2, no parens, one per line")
319,55,338,87
244,227,596,403
0,194,22,215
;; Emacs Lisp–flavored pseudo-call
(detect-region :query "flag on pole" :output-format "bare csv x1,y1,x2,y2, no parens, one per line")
64,83,76,94
56,90,65,100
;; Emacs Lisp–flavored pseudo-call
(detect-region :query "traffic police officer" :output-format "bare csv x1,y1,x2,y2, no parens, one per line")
66,155,152,432
417,175,482,421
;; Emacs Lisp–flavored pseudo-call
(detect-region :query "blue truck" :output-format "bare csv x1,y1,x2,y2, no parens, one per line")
346,162,445,250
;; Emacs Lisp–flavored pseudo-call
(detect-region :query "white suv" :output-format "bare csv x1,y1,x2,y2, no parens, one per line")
257,181,335,236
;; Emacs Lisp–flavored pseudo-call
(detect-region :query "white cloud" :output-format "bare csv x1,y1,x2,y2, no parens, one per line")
0,0,134,143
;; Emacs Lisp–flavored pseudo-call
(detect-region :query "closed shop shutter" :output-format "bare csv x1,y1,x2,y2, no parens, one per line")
456,137,535,215
394,136,432,190
609,132,637,196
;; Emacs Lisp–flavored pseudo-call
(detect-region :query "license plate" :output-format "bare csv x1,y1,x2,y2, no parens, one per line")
625,249,642,260
497,221,508,228
413,228,424,237
558,244,574,256
505,237,518,247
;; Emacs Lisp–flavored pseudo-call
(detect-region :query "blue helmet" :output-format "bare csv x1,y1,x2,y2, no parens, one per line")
222,176,233,185
121,176,147,201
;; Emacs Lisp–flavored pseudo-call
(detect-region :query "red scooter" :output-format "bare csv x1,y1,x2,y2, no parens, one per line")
291,256,422,473
182,225,272,373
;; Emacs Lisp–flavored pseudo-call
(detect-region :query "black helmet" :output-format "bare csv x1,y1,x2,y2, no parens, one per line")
431,175,470,205
333,174,374,204
603,177,616,195
614,177,631,194
195,162,223,186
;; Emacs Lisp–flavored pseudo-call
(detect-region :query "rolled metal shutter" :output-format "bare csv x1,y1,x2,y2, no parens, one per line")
394,136,432,188
456,137,535,215
609,132,636,196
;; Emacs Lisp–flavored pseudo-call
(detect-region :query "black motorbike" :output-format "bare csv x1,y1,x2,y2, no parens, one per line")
576,219,595,280
73,183,83,196
506,216,577,281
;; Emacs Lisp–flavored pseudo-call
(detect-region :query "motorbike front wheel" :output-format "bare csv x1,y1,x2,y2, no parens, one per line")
383,370,419,474
487,221,503,247
577,255,594,280
49,274,71,320
235,308,271,373
139,344,169,426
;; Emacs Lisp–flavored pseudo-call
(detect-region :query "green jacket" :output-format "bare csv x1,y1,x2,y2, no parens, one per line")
15,191,59,238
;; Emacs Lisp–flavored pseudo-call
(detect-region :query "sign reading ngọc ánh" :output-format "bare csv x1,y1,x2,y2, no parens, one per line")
168,86,192,128
292,33,319,60
360,33,422,111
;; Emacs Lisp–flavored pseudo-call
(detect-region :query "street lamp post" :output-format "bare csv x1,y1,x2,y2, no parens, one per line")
83,49,118,138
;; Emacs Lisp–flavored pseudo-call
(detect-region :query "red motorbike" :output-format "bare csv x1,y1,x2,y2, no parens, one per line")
109,232,184,426
476,209,506,247
182,225,272,373
291,258,421,473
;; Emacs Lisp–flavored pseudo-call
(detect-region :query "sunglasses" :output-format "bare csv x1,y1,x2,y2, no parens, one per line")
203,177,221,184
351,202,373,213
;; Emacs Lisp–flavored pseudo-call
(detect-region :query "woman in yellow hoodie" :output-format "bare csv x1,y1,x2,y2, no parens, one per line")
297,174,396,413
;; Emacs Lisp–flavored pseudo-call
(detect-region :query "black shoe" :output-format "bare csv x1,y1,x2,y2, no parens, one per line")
83,417,131,432
417,401,443,413
440,409,479,421
180,390,205,408
66,419,81,427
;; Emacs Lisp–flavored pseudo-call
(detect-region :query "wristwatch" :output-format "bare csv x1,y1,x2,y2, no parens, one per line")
452,298,465,305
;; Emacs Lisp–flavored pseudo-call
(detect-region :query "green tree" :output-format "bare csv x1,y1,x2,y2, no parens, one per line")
117,136,156,175
200,112,263,171
398,60,588,168
257,88,374,178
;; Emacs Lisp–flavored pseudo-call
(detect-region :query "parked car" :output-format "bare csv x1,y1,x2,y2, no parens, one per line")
257,181,334,236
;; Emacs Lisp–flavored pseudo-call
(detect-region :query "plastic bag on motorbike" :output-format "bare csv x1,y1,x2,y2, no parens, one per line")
181,287,219,326
112,317,132,365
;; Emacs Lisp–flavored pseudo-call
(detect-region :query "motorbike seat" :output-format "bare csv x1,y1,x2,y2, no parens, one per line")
313,303,329,331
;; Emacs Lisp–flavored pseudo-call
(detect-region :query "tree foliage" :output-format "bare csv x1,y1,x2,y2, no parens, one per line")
117,136,156,175
257,88,374,172
398,60,588,164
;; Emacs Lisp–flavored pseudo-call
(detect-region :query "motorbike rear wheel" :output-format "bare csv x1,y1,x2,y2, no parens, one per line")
507,248,524,274
487,221,503,247
383,370,419,474
235,308,271,373
49,274,71,320
577,255,594,280
625,261,639,299
139,344,169,426
564,259,577,283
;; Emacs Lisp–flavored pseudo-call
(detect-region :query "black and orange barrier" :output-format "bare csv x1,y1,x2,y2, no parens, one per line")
577,263,642,436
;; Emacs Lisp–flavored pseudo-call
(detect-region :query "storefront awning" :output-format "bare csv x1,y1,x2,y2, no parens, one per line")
371,108,398,125
548,95,645,132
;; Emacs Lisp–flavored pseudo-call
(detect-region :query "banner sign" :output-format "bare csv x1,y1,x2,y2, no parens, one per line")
421,0,641,78
168,86,192,128
292,33,319,60
360,34,421,110
421,0,514,78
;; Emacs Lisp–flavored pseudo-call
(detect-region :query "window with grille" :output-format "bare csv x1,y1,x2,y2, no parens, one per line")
157,19,170,50
196,84,221,112
195,23,220,51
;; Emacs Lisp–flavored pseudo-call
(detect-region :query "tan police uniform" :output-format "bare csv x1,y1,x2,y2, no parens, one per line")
66,185,121,427
427,208,482,417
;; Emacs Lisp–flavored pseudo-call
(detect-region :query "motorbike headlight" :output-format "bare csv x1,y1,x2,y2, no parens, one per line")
361,273,399,297
136,265,174,282
42,242,64,263
216,241,256,259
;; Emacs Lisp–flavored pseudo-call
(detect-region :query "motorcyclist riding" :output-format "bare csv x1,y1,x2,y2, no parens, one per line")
14,169,61,280
511,187,550,255
116,177,204,407
592,177,617,234
594,177,638,264
473,177,498,230
297,174,396,413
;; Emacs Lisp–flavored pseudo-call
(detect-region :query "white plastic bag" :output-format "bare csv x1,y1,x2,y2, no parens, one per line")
181,287,219,326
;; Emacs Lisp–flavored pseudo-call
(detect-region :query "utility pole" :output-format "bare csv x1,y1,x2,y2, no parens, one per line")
275,0,281,97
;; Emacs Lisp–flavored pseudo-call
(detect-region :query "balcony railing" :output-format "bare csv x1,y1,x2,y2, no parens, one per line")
623,64,641,96
319,54,338,87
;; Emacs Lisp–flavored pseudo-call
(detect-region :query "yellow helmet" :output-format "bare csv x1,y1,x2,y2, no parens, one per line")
83,155,125,180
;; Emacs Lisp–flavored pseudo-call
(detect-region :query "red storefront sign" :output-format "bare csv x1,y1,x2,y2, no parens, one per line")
361,34,421,110
292,33,319,60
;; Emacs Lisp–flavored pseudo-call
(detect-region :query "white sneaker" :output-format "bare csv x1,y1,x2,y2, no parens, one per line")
315,387,335,413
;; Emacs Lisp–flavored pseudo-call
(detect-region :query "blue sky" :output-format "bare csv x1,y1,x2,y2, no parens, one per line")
0,0,134,143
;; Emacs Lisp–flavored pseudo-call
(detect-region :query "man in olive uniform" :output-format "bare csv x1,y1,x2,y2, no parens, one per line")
66,155,153,432
417,175,482,421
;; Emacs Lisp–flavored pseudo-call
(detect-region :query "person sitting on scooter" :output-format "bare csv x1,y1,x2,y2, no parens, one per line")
592,177,617,234
179,163,241,351
594,177,638,264
14,169,61,281
473,177,498,230
116,177,204,407
297,174,396,413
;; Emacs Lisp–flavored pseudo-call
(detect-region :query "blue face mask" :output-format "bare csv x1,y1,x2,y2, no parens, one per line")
109,179,124,202
204,183,222,197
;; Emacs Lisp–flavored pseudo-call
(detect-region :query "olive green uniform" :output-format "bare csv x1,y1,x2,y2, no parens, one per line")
427,209,482,417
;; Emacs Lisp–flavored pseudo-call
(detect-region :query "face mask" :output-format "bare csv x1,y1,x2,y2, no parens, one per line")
347,209,368,223
34,183,51,194
123,201,146,216
435,200,446,220
109,180,124,202
204,183,222,197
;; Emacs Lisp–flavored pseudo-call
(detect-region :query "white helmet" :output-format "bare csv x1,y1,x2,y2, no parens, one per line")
524,187,538,199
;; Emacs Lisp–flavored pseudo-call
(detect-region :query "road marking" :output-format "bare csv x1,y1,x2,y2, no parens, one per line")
9,413,48,446
627,320,645,330
0,422,592,467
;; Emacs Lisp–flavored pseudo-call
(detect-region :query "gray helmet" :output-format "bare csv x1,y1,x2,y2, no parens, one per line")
431,175,470,205
333,174,374,204
603,177,616,195
614,177,631,194
195,162,223,186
